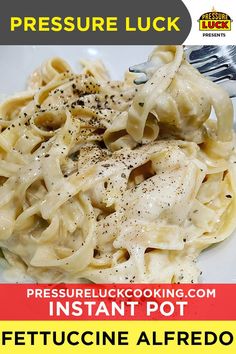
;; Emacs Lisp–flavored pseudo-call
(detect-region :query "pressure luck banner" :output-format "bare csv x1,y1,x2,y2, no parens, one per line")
0,0,192,44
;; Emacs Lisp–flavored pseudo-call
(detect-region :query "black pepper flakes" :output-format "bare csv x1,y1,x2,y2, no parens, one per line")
77,100,84,106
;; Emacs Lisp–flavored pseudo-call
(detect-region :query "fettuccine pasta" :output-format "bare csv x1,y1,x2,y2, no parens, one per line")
0,45,235,283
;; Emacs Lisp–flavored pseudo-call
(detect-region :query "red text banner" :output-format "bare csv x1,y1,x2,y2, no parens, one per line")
0,284,235,321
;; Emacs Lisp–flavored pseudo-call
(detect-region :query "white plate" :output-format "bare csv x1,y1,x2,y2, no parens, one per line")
0,45,235,283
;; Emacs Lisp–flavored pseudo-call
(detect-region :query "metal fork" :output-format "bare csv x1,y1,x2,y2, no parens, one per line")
129,46,236,98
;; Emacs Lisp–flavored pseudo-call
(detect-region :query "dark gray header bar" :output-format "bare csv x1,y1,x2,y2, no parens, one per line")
0,0,192,44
